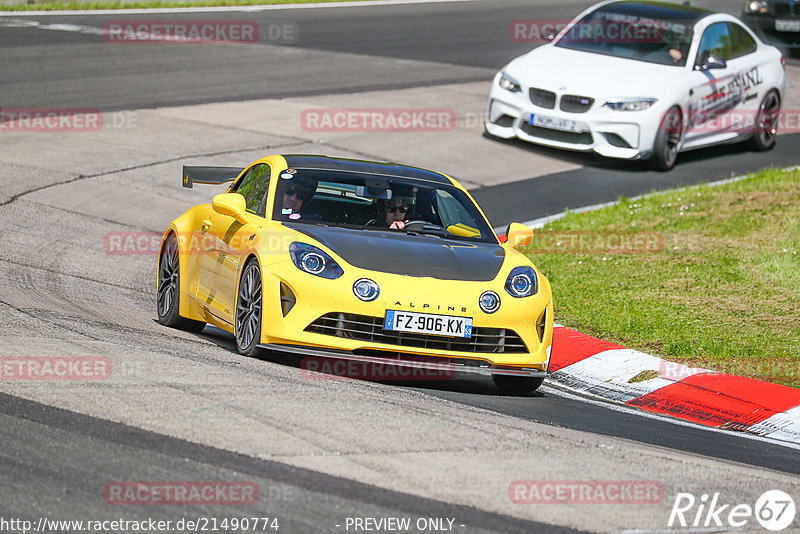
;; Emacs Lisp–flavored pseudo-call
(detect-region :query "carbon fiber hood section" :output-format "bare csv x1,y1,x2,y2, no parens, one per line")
286,224,505,281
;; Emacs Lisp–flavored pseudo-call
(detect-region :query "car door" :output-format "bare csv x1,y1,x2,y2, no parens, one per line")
199,163,271,325
685,21,762,144
725,21,764,133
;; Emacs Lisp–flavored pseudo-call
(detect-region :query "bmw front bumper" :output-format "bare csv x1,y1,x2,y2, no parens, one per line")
485,73,661,160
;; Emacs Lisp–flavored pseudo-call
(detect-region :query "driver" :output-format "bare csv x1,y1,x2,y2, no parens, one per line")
383,196,414,230
282,177,320,221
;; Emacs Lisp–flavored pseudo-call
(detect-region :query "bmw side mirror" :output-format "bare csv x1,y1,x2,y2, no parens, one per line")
505,222,533,249
697,55,727,70
212,193,249,224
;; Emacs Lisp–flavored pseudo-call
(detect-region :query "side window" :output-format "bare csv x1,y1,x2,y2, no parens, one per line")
728,23,757,58
695,22,732,66
233,164,271,217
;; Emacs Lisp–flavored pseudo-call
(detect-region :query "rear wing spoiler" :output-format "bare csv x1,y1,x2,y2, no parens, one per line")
182,166,244,188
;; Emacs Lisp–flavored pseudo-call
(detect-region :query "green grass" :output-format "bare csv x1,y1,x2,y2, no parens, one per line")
0,0,368,11
525,167,800,388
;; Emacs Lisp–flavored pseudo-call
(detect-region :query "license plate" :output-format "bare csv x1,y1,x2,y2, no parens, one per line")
530,113,580,132
776,19,800,32
384,310,473,338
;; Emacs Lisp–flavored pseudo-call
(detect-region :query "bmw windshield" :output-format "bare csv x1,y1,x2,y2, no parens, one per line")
554,2,697,66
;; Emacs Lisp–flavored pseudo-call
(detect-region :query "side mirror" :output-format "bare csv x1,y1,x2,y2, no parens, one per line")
212,193,248,224
505,222,533,249
697,55,727,70
543,28,557,41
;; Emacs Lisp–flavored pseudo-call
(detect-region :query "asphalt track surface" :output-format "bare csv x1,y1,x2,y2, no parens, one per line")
2,0,800,532
0,393,579,534
0,0,797,110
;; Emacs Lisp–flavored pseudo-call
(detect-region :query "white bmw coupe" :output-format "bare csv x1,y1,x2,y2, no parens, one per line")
486,0,786,170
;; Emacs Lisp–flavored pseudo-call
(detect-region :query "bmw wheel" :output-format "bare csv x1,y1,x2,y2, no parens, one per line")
235,260,263,356
493,375,545,396
157,233,206,332
650,106,682,171
748,89,780,152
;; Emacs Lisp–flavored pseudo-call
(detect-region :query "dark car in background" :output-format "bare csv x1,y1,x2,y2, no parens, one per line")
741,0,800,55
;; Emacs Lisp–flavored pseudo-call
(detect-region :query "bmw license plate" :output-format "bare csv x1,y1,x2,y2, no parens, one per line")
775,19,800,32
530,113,580,132
384,310,473,338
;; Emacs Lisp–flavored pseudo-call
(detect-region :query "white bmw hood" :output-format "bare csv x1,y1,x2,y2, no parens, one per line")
504,45,682,102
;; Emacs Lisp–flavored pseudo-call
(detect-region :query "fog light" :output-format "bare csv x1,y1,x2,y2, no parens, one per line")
479,291,501,314
353,278,380,302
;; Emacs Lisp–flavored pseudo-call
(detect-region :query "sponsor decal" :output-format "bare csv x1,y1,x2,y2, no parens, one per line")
689,67,763,127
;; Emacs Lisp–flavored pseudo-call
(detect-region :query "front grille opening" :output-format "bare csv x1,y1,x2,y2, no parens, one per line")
280,283,296,316
529,87,556,109
560,94,594,113
520,122,593,145
305,313,528,353
601,132,633,148
492,114,515,127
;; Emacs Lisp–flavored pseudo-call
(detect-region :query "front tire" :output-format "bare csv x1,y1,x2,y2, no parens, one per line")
235,260,263,357
493,375,545,396
748,89,780,152
650,106,682,171
157,233,206,333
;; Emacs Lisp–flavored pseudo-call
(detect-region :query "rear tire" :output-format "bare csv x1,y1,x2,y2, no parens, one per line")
157,233,206,333
493,375,545,395
235,260,263,357
747,89,780,152
650,106,682,171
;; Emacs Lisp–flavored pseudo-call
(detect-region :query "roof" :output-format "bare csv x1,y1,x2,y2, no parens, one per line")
599,0,714,22
282,155,451,184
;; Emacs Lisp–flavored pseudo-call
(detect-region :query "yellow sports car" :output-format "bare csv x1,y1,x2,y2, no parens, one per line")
157,155,553,394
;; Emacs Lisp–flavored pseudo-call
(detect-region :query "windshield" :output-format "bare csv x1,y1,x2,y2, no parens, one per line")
554,4,695,66
272,169,497,243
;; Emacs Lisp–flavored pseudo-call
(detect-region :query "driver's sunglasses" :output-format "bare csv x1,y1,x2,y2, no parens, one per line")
385,205,409,214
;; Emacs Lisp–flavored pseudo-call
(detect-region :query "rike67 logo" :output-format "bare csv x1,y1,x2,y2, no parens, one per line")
669,490,796,531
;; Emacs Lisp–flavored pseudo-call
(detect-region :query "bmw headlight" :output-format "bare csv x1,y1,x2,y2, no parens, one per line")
505,266,538,297
353,278,380,301
289,242,343,279
498,72,521,93
603,98,657,111
744,0,767,13
479,291,501,314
